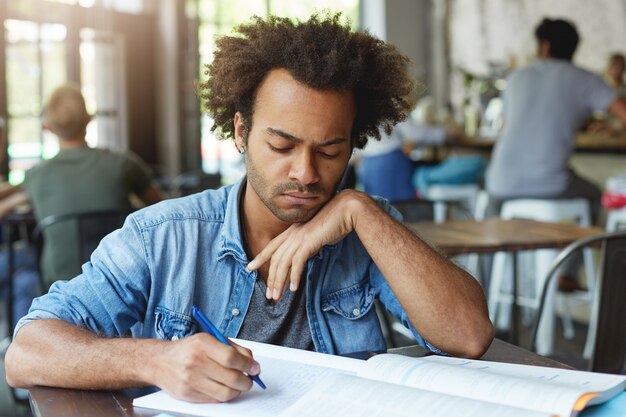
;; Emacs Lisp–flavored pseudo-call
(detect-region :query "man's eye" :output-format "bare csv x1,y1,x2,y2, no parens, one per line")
269,144,291,153
318,150,340,159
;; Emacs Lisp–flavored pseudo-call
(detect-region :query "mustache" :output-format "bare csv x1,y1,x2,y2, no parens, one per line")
272,182,324,195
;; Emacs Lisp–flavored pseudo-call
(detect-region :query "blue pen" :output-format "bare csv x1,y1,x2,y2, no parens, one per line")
191,305,266,389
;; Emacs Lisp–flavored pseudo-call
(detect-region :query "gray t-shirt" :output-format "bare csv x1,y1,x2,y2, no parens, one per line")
235,183,313,351
486,59,617,198
237,277,314,351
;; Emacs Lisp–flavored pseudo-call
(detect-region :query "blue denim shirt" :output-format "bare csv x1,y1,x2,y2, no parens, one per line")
15,177,439,355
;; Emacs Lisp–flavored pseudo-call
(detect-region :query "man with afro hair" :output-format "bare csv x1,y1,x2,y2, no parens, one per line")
7,12,493,404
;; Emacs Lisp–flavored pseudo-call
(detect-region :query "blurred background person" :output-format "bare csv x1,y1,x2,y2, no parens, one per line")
594,53,626,132
357,117,455,202
604,53,626,98
356,95,483,204
23,83,163,290
486,18,626,289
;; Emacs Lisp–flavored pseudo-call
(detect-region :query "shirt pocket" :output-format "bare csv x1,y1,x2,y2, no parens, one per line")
321,279,376,320
154,306,196,341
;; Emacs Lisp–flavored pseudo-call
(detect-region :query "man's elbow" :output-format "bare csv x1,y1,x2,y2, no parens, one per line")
4,341,29,389
459,320,495,359
428,316,494,359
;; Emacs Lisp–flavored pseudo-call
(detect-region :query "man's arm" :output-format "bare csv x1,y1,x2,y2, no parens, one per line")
247,190,494,358
5,319,261,402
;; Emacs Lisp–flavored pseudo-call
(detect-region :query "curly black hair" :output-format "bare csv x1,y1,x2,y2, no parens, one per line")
199,12,415,149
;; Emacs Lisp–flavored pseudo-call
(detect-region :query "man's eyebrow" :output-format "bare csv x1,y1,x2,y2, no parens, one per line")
266,128,302,142
265,127,348,146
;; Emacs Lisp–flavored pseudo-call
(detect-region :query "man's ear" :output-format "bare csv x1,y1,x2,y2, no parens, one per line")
538,40,551,58
233,112,246,153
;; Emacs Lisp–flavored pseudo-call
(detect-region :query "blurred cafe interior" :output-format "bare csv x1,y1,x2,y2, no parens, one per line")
1,1,626,413
1,0,625,193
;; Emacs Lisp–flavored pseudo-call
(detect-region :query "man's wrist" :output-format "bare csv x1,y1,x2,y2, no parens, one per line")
133,338,169,386
342,190,381,233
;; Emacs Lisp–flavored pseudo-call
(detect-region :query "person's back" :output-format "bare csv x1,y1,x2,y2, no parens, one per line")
23,83,162,288
486,18,626,290
486,18,620,200
24,148,154,286
487,59,614,197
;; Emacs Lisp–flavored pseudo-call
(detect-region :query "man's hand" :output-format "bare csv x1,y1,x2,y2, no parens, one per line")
151,334,261,403
246,189,365,300
6,320,261,403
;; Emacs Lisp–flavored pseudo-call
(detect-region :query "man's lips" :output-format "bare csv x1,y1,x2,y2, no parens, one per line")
281,192,320,203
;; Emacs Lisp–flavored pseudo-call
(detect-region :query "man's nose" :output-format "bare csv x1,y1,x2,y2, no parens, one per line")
288,150,320,185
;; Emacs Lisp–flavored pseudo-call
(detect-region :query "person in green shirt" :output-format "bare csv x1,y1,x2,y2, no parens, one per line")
23,83,163,289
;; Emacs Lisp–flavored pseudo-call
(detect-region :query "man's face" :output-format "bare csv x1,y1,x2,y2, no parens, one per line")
235,68,355,224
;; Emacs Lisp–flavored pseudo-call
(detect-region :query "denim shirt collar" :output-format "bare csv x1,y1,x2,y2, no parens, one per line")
217,175,249,265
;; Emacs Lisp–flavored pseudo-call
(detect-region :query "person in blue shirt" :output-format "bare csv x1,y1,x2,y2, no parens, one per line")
6,13,493,404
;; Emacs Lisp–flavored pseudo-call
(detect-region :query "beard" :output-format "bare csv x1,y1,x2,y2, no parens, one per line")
245,153,336,223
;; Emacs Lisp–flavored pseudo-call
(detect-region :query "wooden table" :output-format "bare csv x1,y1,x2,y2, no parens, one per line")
406,218,604,345
26,338,569,417
407,218,604,256
575,132,626,153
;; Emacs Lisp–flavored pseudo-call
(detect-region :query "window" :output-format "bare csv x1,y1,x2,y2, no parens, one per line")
44,0,145,13
194,0,360,184
4,19,67,184
80,28,126,150
2,0,139,184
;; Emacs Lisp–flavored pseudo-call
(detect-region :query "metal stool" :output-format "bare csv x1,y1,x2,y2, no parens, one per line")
424,184,480,223
488,198,595,355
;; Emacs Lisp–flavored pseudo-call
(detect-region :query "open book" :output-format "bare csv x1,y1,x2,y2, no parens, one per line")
133,339,626,417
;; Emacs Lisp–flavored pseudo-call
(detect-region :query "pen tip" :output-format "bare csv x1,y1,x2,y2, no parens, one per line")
254,376,267,390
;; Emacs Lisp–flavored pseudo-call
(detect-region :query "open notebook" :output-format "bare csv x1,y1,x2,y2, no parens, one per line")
133,339,626,417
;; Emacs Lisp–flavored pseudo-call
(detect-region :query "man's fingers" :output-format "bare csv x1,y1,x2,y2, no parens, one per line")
267,254,289,300
168,352,252,402
246,232,289,271
289,253,307,292
203,358,254,393
208,339,260,377
230,343,261,376
194,339,257,394
266,238,300,300
270,266,290,301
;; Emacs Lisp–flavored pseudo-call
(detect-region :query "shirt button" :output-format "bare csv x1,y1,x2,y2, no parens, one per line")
352,308,361,316
232,308,240,317
171,335,179,341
